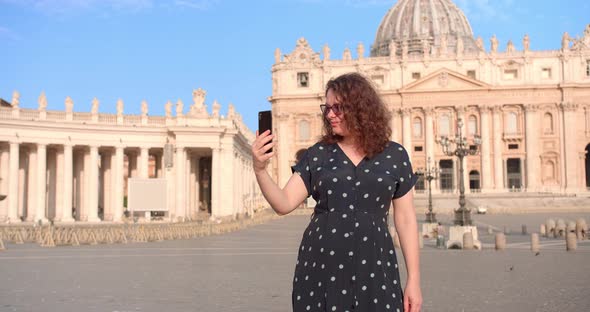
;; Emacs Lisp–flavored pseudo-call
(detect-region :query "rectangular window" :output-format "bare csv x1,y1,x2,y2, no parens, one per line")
469,145,477,152
508,144,519,150
414,146,423,152
541,68,552,79
412,72,421,80
503,69,518,80
467,70,476,79
371,75,384,86
297,72,309,88
586,60,590,77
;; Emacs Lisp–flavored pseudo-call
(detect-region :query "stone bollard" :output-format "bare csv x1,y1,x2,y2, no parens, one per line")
488,226,493,235
566,232,577,252
521,225,527,235
495,233,506,250
575,218,588,240
556,219,566,238
546,219,556,238
540,224,546,237
531,233,540,253
566,221,576,235
463,232,474,250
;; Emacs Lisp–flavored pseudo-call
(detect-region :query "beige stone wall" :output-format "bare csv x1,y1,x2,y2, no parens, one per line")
270,32,590,195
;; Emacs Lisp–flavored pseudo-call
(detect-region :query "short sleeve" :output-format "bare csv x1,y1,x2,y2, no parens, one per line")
392,145,418,199
291,148,312,197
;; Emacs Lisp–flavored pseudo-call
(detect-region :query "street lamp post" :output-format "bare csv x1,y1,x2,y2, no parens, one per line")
438,118,481,226
417,157,439,223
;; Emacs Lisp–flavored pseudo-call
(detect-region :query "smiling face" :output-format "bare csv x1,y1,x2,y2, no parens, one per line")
325,88,351,138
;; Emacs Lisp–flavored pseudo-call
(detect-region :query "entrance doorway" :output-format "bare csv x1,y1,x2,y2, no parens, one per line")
439,160,454,193
507,158,522,190
469,170,481,192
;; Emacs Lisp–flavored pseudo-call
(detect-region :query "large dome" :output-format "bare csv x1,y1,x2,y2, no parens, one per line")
371,0,478,57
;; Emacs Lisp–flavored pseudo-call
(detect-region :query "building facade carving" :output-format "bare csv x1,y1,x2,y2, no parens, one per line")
269,0,590,195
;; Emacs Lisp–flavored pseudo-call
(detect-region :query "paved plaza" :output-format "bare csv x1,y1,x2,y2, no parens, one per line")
1,212,589,312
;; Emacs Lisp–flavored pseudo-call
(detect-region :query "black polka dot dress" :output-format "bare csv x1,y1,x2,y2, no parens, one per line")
290,141,417,312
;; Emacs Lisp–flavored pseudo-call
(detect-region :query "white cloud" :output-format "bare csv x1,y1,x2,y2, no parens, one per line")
174,0,218,10
0,0,154,14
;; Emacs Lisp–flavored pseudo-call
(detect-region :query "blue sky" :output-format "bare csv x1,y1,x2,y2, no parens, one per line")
1,0,589,131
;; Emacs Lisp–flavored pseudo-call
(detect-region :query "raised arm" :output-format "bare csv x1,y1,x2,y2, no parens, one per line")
252,130,308,216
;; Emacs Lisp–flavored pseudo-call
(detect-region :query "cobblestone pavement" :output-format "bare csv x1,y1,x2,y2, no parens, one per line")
0,212,589,312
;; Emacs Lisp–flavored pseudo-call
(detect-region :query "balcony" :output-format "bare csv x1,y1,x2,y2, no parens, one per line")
502,132,524,142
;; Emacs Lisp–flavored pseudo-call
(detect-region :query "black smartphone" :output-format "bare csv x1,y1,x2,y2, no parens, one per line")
258,110,273,154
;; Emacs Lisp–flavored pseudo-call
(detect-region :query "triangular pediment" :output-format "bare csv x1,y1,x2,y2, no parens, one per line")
400,68,491,92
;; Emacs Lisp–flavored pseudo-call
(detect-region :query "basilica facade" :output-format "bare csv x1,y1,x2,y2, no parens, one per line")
0,89,261,224
269,0,590,196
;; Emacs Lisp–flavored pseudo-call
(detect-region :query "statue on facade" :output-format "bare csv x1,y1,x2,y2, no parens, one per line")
274,48,281,63
323,44,330,61
91,97,99,114
357,42,365,59
165,100,172,118
116,99,124,115
562,32,570,50
176,99,184,116
475,36,484,51
227,103,235,119
11,90,20,108
190,88,207,117
490,35,498,53
212,100,221,118
65,96,74,113
141,100,148,117
523,34,530,52
343,47,352,61
38,91,47,111
506,40,515,54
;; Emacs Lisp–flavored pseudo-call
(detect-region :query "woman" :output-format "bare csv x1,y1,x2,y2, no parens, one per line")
252,73,422,312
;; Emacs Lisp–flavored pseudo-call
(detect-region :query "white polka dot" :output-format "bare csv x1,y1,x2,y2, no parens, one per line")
387,155,391,158
376,197,380,201
346,176,352,180
339,264,344,269
329,158,334,162
344,233,349,238
375,161,380,165
349,205,354,209
400,177,405,182
374,298,378,304
382,285,387,290
319,146,324,150
364,169,370,173
313,157,318,161
331,276,336,282
363,193,369,198
362,286,367,291
332,228,337,234
403,162,407,166
394,280,398,284
306,305,310,310
333,177,338,182
356,181,360,186
362,259,366,264
377,260,382,265
342,193,347,198
342,289,347,295
332,306,336,311
342,214,347,218
328,190,333,195
297,295,301,301
398,147,403,151
363,236,368,241
330,250,335,256
348,251,354,256
378,178,383,182
370,273,375,278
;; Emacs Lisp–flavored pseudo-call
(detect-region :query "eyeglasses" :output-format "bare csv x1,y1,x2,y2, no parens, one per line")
320,103,343,116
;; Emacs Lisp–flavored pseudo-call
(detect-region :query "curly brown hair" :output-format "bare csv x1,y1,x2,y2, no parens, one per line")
320,73,392,158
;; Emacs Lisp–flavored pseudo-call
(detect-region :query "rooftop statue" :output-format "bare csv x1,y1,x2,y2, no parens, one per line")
91,97,99,114
65,96,74,113
38,92,47,111
490,35,498,53
11,90,20,108
176,99,184,116
523,34,530,52
506,40,515,54
116,99,124,115
323,44,330,61
274,48,281,63
141,100,148,116
165,100,172,118
476,37,484,51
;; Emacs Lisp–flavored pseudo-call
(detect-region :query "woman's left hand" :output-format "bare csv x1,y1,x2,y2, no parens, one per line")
403,280,423,312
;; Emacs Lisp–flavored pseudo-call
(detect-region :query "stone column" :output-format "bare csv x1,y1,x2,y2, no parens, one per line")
61,144,74,222
424,107,436,186
102,151,112,221
480,106,492,192
562,103,580,192
7,142,19,222
211,147,221,218
27,147,37,221
401,108,412,159
391,108,401,142
87,145,100,222
175,146,186,220
35,144,48,223
492,106,504,191
0,146,9,221
524,104,540,192
194,156,200,213
139,147,150,220
113,146,124,222
189,153,197,215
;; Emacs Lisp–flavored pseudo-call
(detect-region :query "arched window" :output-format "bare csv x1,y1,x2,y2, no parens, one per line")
413,117,423,138
468,115,478,136
469,170,481,191
438,114,450,137
298,120,310,141
506,112,518,134
543,112,553,134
